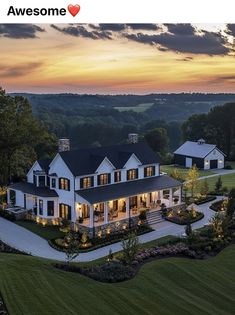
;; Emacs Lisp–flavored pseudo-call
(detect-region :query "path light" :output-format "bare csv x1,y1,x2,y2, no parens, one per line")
42,219,47,227
106,227,111,235
97,230,102,238
123,223,128,229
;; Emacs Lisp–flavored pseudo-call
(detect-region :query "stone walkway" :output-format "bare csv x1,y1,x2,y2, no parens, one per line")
0,197,222,262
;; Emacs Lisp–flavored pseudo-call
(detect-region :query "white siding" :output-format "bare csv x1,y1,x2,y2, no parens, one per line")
204,149,224,169
27,161,42,183
49,155,76,222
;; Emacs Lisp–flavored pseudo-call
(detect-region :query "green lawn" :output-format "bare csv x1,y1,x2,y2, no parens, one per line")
0,246,235,314
198,173,235,191
161,165,214,179
15,221,65,240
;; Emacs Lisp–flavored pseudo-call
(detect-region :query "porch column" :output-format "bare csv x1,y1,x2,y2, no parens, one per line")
104,202,109,224
178,187,182,204
159,190,163,201
125,197,130,219
169,188,173,207
146,193,151,207
89,205,94,228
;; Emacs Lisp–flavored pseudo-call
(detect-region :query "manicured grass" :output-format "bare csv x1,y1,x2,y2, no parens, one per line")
198,173,235,191
15,221,65,240
0,246,235,314
161,165,214,179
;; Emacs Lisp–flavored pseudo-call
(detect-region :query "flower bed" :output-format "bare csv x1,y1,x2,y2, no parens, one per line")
210,200,224,211
165,210,204,225
194,195,216,205
49,225,153,253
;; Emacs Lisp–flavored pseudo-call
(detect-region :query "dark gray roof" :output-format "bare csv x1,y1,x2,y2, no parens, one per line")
76,175,181,204
38,158,52,173
59,143,161,176
174,141,225,158
9,182,58,197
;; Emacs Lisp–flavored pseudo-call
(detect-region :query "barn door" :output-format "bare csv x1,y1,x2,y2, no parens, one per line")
186,157,192,168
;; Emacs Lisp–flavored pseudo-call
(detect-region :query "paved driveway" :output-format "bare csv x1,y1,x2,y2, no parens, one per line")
0,197,222,262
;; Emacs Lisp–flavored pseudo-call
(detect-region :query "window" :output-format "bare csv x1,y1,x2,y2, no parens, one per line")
47,201,54,216
39,199,43,215
127,169,138,180
51,178,56,188
80,176,94,189
59,178,70,191
38,176,45,187
114,171,121,183
98,173,111,186
144,166,155,177
59,204,71,220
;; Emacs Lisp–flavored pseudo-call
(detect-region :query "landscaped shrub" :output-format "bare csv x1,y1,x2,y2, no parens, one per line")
54,261,136,283
210,200,224,211
194,195,216,205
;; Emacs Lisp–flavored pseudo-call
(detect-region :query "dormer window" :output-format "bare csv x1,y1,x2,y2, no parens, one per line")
127,169,138,181
144,166,155,177
98,173,111,186
51,178,56,188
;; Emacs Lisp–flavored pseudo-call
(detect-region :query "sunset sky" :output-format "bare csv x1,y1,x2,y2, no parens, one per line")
0,23,235,94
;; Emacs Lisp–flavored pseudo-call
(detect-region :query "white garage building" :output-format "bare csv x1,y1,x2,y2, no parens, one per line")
174,139,225,170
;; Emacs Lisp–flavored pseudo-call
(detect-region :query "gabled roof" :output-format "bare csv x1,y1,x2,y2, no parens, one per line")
38,158,52,173
76,175,181,204
174,141,225,159
59,143,161,176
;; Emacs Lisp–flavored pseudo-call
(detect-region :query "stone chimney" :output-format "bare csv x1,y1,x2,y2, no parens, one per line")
58,138,70,152
128,133,138,144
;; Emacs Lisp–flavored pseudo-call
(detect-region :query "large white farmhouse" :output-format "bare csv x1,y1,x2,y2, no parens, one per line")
7,143,182,235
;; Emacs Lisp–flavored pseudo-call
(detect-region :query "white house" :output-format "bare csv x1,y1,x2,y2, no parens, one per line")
8,143,182,235
174,139,225,170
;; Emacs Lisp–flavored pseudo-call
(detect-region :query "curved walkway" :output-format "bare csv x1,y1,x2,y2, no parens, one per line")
0,197,222,262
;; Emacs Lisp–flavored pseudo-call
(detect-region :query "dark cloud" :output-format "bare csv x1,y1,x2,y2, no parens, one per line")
0,62,44,77
126,24,160,31
0,24,44,39
125,30,229,55
226,24,235,36
51,24,112,40
89,24,126,32
165,24,195,35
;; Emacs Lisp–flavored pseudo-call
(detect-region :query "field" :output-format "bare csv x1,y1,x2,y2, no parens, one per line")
115,103,154,113
198,173,235,191
160,165,214,179
0,245,235,315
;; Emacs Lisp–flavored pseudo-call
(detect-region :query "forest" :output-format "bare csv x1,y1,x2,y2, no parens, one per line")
1,89,235,184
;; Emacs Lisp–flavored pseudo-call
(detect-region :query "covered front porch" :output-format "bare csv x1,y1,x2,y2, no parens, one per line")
76,186,182,228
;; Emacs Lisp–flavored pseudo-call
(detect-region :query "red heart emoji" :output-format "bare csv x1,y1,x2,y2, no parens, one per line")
67,4,80,17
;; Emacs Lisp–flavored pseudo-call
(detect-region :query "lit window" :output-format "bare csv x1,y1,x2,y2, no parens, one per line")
81,177,93,189
114,171,121,182
98,173,110,185
144,166,155,177
59,178,70,191
127,169,138,180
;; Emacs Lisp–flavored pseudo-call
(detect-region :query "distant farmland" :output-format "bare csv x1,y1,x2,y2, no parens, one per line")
115,102,154,113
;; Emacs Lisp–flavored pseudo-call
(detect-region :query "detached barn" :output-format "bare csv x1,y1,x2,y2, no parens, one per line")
174,139,225,170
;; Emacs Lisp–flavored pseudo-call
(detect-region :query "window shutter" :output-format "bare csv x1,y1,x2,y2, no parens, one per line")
68,179,70,191
126,171,129,181
91,176,94,187
136,169,139,179
152,166,155,176
59,178,61,189
97,175,100,186
108,173,111,184
80,178,83,189
68,206,71,220
144,167,147,177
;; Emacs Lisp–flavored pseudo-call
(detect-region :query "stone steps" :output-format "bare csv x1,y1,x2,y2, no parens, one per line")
146,210,164,225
